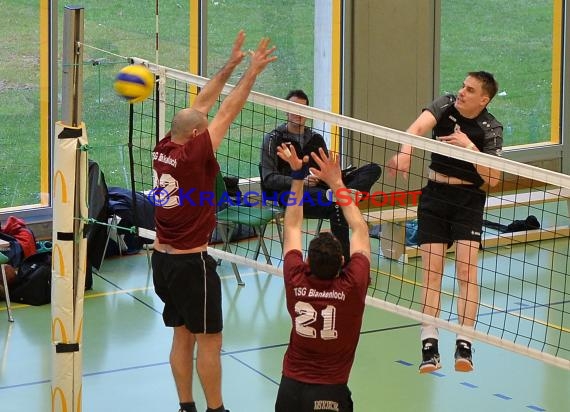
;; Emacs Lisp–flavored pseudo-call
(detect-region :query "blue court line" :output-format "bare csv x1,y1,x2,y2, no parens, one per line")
447,298,570,323
95,272,163,315
395,359,546,410
223,342,289,355
496,298,569,314
395,359,448,375
395,360,413,366
494,393,512,400
83,361,170,376
514,302,531,308
228,354,280,385
527,406,546,411
0,379,50,391
361,322,421,335
0,361,173,392
0,354,272,393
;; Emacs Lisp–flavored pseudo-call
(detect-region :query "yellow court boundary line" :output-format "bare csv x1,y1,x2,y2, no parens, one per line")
0,271,262,312
0,287,154,311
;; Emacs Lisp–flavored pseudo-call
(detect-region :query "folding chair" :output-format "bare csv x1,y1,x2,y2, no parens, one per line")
214,172,284,286
0,252,14,322
99,214,125,270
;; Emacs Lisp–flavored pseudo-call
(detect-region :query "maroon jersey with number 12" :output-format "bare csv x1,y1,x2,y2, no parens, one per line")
152,130,220,249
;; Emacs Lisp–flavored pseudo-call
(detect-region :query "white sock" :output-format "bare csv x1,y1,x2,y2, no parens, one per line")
456,335,472,345
421,325,439,342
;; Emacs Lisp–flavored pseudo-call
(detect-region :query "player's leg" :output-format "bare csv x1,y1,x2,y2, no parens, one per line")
453,188,485,329
417,181,451,320
328,204,350,263
171,326,197,408
342,162,381,193
420,242,446,319
418,242,446,373
152,251,197,409
451,186,485,372
194,253,226,411
453,240,479,372
165,252,226,410
455,240,480,328
195,332,224,409
416,181,453,373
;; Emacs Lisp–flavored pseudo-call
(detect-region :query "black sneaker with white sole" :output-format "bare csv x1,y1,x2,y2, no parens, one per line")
419,338,441,374
454,339,474,372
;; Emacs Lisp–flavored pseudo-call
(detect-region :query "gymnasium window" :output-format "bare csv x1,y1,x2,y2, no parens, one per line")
440,0,562,148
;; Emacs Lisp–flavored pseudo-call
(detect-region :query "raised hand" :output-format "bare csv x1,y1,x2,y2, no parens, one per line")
309,148,342,188
228,30,247,67
248,37,278,75
276,143,307,171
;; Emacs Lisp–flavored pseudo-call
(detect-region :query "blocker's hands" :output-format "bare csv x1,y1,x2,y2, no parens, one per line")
248,37,278,75
227,30,247,68
309,148,343,189
276,143,307,171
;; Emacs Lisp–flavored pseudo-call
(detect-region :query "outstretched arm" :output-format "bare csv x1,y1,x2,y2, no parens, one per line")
191,30,247,115
209,37,277,151
310,148,370,261
277,144,307,255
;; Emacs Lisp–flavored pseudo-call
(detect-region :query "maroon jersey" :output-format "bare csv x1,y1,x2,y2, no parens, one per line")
282,250,370,384
152,130,220,249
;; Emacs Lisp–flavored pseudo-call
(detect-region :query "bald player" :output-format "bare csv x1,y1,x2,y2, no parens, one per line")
150,31,276,412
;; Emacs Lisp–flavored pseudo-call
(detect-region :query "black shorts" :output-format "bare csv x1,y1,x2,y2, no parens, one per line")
151,251,222,333
275,375,353,412
417,180,486,246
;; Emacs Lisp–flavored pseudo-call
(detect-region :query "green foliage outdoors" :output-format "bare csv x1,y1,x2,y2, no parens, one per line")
0,0,557,208
440,0,555,146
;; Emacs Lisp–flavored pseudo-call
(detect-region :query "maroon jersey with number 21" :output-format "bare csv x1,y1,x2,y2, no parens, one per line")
282,250,370,384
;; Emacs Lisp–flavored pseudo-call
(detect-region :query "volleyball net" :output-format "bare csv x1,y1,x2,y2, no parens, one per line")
127,58,570,370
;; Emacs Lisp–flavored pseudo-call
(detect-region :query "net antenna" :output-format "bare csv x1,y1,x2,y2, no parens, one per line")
129,58,570,371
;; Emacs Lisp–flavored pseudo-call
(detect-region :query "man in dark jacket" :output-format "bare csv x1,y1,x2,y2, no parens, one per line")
261,89,381,262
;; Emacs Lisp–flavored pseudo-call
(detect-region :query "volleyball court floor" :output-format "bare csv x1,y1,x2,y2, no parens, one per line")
1,232,569,412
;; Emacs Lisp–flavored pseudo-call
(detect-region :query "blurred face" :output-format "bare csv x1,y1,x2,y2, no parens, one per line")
455,75,490,118
286,95,308,131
